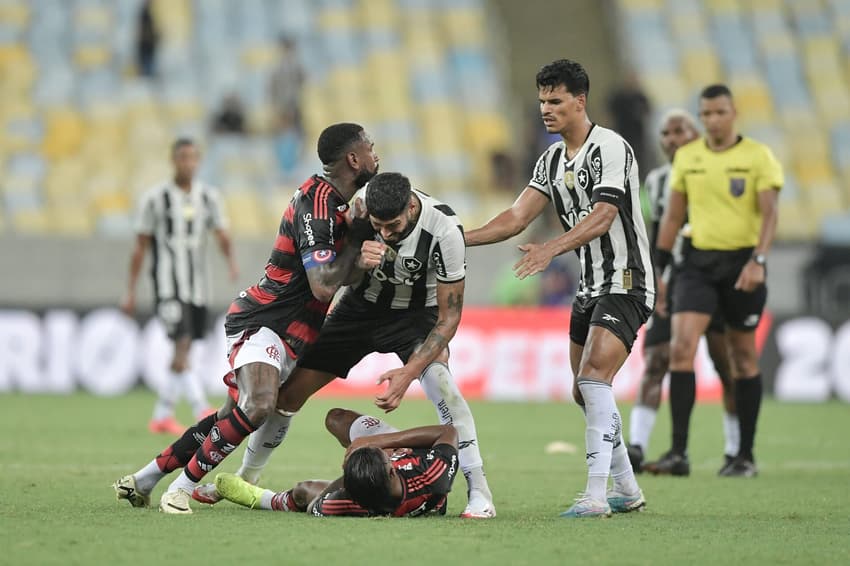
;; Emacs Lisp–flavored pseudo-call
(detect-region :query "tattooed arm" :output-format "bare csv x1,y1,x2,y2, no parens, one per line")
374,279,465,412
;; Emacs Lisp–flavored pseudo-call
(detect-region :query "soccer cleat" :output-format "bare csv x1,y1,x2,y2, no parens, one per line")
718,457,758,478
113,475,150,508
159,489,193,514
215,473,265,509
717,454,736,476
627,444,645,474
643,450,690,476
460,495,497,519
148,417,186,435
607,488,646,513
559,494,612,518
192,483,223,505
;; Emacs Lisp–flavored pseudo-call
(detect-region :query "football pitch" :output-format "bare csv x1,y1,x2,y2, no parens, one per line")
1,392,848,566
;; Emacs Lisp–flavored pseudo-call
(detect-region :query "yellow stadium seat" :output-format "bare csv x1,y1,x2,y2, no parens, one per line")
706,0,740,14
151,0,192,44
418,103,463,154
776,200,816,240
619,0,662,9
462,112,511,154
318,6,355,31
42,109,86,160
47,204,95,236
356,0,398,28
669,13,707,40
241,45,279,70
75,4,111,32
74,45,110,69
805,183,846,223
12,209,50,235
0,2,28,27
225,193,267,239
682,48,723,91
728,76,775,128
642,73,688,109
441,9,486,47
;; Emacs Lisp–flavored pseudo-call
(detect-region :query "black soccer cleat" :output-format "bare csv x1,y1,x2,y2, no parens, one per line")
717,454,736,476
718,457,758,478
642,450,690,476
627,444,644,474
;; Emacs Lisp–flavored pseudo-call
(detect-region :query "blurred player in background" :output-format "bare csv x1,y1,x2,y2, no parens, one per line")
466,59,652,518
630,111,737,475
194,171,496,518
214,408,458,517
114,123,378,513
122,138,238,435
653,85,783,478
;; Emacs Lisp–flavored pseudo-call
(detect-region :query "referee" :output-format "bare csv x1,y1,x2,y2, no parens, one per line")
654,84,783,477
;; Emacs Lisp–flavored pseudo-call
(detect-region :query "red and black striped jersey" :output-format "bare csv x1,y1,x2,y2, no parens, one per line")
312,444,459,517
225,175,349,356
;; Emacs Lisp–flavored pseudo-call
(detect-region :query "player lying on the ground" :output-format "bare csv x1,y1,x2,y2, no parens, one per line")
213,408,459,517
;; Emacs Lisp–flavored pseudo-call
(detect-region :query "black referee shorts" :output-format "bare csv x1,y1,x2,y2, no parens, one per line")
297,301,439,377
570,293,652,353
157,299,208,340
644,272,725,349
673,247,766,331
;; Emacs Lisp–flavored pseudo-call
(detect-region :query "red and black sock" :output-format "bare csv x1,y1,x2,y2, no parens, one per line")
735,374,762,462
271,490,301,512
155,412,219,473
185,406,257,482
670,371,696,455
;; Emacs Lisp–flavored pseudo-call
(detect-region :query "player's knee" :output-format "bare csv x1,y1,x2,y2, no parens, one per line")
728,347,758,378
645,349,670,382
324,408,352,437
669,337,698,368
241,390,277,425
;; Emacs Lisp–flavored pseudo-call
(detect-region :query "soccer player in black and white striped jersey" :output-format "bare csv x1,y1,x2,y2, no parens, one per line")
122,138,238,434
466,59,652,518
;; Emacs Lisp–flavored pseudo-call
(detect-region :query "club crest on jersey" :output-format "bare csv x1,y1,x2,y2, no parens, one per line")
576,168,589,189
312,249,334,263
401,257,423,272
729,178,745,197
564,170,575,190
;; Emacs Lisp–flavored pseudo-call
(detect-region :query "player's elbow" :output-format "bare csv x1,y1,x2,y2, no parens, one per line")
438,424,459,448
309,283,337,304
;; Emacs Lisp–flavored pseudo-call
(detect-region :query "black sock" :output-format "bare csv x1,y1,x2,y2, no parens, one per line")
735,374,762,461
155,412,218,473
670,371,696,455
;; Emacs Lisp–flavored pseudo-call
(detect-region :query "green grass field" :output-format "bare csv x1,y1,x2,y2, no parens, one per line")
1,392,848,565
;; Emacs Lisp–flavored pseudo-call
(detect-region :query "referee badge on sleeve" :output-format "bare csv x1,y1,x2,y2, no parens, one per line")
729,178,746,197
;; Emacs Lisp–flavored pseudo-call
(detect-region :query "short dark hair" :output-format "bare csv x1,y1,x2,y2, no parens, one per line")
317,123,364,165
700,84,733,100
365,172,411,220
536,59,590,97
171,137,196,156
343,447,394,513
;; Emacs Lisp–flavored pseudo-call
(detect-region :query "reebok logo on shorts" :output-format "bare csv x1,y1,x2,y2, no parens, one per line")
602,313,620,323
743,314,760,328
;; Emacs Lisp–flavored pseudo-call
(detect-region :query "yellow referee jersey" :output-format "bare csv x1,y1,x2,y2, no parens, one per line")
670,136,783,251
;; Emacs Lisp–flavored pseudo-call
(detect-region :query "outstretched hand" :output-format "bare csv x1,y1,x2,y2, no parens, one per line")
375,366,419,412
513,243,554,280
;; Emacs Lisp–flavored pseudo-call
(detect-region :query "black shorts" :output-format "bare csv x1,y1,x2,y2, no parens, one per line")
673,247,766,331
297,299,438,377
643,274,725,349
156,299,208,340
570,294,652,353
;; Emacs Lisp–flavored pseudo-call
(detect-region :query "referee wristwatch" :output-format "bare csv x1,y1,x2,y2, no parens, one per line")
751,253,767,267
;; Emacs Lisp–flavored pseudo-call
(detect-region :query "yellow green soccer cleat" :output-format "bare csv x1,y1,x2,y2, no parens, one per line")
215,473,265,509
113,475,150,508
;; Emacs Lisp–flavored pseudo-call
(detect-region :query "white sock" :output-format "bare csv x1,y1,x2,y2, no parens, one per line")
179,369,210,418
578,379,619,501
152,369,183,421
166,469,198,494
420,362,492,499
236,409,295,484
349,415,398,441
610,431,641,495
723,411,740,457
134,459,166,494
257,489,277,510
629,404,657,451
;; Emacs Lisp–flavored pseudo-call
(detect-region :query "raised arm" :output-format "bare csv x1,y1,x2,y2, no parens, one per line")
465,186,549,246
345,424,459,461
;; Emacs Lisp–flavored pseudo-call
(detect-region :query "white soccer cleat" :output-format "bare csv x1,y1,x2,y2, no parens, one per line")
192,483,223,505
159,489,193,514
113,475,150,508
460,492,497,519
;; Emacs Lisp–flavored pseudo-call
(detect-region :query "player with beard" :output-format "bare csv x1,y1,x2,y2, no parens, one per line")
113,123,380,513
193,171,496,518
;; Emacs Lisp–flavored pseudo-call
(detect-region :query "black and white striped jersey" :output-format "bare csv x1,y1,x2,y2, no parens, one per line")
645,162,690,264
528,124,655,309
345,188,465,310
135,180,228,306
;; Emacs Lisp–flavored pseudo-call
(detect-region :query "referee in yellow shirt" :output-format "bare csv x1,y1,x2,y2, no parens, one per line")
652,84,783,478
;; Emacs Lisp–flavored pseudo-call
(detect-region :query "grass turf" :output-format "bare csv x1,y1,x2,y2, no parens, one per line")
0,392,847,565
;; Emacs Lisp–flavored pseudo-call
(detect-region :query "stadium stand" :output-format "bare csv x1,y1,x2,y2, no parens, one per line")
0,0,512,238
617,0,850,242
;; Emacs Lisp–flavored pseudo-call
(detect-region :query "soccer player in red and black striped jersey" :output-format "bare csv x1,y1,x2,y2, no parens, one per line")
114,123,379,514
213,408,459,518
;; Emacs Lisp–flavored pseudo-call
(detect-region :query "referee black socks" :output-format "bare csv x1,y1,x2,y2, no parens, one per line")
735,374,763,462
670,371,696,455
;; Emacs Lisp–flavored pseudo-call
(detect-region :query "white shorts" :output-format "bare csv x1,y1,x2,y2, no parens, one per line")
223,327,297,399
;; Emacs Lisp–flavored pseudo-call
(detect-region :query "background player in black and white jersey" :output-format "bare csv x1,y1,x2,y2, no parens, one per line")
212,408,458,518
629,110,736,475
193,171,496,519
122,138,238,435
466,59,651,518
114,123,378,514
